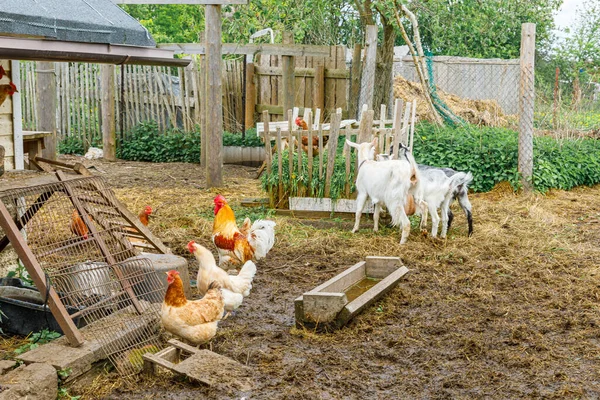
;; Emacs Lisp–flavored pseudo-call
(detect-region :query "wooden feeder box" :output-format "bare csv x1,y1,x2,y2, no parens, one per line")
295,256,408,331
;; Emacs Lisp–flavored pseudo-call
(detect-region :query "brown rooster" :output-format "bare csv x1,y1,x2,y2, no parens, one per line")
295,117,328,155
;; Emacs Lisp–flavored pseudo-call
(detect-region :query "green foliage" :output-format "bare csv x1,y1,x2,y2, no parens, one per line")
263,123,600,197
117,121,263,163
403,0,561,58
6,260,34,287
121,1,361,45
14,330,61,355
58,136,87,156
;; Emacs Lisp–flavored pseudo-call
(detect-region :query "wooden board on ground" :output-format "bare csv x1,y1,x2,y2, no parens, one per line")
143,339,253,392
289,197,374,214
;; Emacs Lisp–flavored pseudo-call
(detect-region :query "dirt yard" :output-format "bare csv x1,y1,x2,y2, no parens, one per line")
24,156,600,398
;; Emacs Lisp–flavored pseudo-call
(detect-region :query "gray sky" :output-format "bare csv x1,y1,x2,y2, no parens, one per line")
554,0,585,36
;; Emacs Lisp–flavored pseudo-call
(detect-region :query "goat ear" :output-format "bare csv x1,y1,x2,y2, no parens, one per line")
371,137,378,148
346,139,357,148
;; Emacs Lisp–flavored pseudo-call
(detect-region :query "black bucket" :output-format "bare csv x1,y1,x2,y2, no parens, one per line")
0,277,85,336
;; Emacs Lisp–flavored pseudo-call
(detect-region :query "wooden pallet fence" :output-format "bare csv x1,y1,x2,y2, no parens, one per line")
262,101,417,208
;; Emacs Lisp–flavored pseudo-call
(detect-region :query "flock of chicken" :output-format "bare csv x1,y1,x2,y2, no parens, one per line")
161,195,276,345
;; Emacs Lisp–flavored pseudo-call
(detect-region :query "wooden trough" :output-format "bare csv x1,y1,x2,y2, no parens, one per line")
295,256,409,331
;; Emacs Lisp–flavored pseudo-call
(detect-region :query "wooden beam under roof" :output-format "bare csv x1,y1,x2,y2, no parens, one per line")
158,43,331,57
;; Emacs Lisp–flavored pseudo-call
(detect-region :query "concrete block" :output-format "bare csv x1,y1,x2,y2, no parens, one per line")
0,362,57,400
0,361,16,375
18,342,94,382
131,253,191,298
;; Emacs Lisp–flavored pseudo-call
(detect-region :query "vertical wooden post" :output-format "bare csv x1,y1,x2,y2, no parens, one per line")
518,23,536,192
313,65,325,112
245,63,256,131
36,62,57,160
101,64,116,161
205,5,223,187
553,67,559,130
282,32,295,119
359,26,377,113
349,44,362,119
11,60,24,170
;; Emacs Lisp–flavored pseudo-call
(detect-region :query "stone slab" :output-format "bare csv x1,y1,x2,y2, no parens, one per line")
18,342,94,382
0,361,16,375
0,362,57,400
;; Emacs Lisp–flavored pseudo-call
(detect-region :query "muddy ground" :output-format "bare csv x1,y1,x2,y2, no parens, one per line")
18,156,600,398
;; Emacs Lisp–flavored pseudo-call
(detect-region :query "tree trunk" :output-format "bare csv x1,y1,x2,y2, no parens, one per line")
374,23,395,119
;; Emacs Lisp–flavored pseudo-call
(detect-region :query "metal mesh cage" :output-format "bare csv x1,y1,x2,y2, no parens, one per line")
0,176,166,375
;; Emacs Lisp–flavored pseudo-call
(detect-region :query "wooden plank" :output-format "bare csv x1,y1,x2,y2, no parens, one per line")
306,109,313,191
262,111,271,175
287,109,294,185
11,60,23,170
294,54,306,108
0,199,84,346
270,55,278,121
276,127,283,203
281,32,295,120
359,25,377,111
344,139,351,197
310,261,366,294
324,47,336,119
338,266,409,326
409,100,417,152
318,122,324,179
36,62,56,160
392,99,403,155
304,56,313,110
365,256,403,279
518,23,536,191
335,46,347,114
205,4,223,187
378,104,387,154
349,44,362,119
313,65,325,112
244,62,256,130
101,64,116,161
159,42,330,57
323,111,341,198
289,197,374,213
254,66,349,79
357,109,374,144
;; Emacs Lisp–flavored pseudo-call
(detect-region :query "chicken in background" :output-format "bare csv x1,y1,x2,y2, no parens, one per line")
70,209,92,240
294,117,329,155
161,270,224,345
0,66,6,80
188,241,255,315
138,205,152,226
0,82,17,108
212,195,276,267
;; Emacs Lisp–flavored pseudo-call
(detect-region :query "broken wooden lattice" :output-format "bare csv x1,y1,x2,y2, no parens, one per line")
0,174,168,375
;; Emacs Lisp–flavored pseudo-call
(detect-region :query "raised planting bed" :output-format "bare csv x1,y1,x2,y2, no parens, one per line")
295,256,409,331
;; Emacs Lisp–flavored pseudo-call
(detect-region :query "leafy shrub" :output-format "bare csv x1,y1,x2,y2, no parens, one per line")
116,122,263,163
58,136,86,155
262,122,600,197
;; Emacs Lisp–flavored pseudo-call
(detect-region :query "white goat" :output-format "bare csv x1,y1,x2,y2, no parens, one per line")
346,138,417,244
395,145,473,238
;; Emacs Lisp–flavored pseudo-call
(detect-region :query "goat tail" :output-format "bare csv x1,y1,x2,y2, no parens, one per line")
449,171,473,193
400,145,420,185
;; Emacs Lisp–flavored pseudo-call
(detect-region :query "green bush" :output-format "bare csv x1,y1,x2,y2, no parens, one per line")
58,136,86,155
115,121,263,163
262,123,600,197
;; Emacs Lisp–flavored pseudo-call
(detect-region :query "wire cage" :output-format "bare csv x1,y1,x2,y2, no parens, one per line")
0,176,166,375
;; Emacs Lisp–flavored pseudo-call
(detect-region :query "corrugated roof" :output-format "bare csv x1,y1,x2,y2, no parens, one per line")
0,0,156,47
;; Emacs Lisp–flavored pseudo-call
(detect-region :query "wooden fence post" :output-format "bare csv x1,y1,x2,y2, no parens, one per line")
245,62,256,131
282,32,295,119
518,23,536,192
205,5,223,187
313,65,325,112
349,44,362,119
359,26,377,113
101,64,116,161
36,62,57,160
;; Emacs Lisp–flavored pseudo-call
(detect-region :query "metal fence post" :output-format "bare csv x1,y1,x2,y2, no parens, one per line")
518,23,536,191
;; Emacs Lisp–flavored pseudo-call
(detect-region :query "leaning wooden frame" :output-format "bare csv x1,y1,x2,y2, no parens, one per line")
258,99,418,210
0,173,168,375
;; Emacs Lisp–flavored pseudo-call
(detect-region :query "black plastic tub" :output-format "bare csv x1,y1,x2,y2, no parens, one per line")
0,277,85,336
